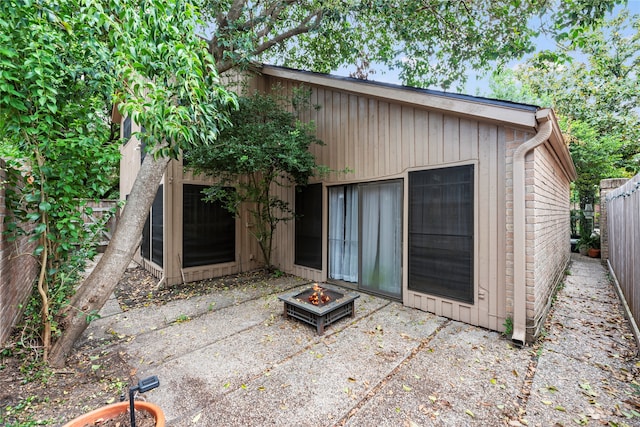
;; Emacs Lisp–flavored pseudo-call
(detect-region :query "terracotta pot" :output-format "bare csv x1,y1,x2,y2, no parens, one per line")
62,401,165,427
588,248,601,258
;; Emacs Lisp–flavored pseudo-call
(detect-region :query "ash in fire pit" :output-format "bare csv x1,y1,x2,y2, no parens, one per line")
278,283,360,335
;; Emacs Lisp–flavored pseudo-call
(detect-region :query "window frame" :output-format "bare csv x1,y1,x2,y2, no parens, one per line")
294,183,323,270
182,184,236,268
408,164,475,304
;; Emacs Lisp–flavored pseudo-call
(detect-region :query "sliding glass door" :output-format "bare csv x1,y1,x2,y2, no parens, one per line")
360,181,402,298
328,186,358,282
329,180,402,299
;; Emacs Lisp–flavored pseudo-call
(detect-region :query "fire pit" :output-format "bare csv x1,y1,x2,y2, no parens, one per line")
278,283,360,335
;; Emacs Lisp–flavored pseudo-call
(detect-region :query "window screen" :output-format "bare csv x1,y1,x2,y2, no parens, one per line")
182,184,235,267
141,185,164,267
140,126,146,164
408,165,474,303
123,117,131,142
295,183,322,270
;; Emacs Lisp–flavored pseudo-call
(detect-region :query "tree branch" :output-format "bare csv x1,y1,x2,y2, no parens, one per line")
253,10,322,57
239,0,297,33
216,8,322,74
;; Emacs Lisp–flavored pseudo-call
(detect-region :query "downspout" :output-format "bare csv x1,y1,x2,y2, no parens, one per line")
511,117,553,346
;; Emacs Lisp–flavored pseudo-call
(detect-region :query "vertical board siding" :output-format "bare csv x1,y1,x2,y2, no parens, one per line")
607,174,640,331
443,116,460,163
412,110,429,166
139,73,569,340
428,112,443,164
261,77,508,331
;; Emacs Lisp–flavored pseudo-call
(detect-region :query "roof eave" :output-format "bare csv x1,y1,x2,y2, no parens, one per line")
261,65,538,129
536,109,578,181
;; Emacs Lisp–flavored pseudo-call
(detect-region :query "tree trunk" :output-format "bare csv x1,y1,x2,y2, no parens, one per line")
48,153,170,368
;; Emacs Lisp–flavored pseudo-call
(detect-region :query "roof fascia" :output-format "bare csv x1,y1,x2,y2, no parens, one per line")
261,65,537,129
536,109,577,181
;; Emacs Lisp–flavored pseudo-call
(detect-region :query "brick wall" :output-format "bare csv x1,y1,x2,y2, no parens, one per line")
0,159,39,345
504,128,529,326
528,143,572,341
504,129,572,342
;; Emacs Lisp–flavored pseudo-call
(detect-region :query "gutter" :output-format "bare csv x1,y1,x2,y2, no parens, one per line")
511,113,553,346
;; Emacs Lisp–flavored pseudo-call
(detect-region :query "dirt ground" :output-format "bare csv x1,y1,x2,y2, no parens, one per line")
0,266,275,426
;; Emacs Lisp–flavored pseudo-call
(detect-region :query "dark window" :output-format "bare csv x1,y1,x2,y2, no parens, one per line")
295,183,322,270
182,184,235,267
140,125,146,164
141,185,164,267
408,165,474,304
123,117,131,142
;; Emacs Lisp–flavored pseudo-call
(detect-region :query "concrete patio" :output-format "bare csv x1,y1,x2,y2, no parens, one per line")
76,254,640,426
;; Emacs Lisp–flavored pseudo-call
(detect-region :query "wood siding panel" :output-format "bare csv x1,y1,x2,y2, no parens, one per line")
379,101,390,176
459,119,479,160
388,104,402,178
401,107,418,168
368,99,378,178
476,123,504,330
348,95,358,177
443,116,460,163
356,96,368,179
412,109,426,167
428,112,443,164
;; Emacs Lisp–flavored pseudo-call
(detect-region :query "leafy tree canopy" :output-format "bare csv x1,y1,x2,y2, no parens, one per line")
486,9,640,206
0,0,122,359
201,0,622,89
0,0,237,364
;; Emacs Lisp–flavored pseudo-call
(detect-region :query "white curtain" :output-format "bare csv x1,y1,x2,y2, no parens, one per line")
361,181,402,297
329,186,358,282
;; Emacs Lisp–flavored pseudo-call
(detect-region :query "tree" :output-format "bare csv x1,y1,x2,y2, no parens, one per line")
490,10,640,207
1,0,237,367
0,0,121,360
202,0,622,89
3,0,624,367
185,88,327,269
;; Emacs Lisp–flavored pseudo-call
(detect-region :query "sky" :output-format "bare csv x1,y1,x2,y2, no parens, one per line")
331,0,640,97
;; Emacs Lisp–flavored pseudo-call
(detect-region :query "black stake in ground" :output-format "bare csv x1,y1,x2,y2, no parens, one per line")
128,375,160,427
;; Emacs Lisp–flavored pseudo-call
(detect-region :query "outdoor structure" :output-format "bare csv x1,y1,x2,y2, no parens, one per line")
119,65,576,343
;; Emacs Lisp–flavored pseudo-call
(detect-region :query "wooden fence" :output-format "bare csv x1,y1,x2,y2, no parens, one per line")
81,200,119,249
605,174,640,344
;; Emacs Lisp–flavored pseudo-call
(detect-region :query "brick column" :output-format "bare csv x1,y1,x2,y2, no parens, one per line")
600,178,629,261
